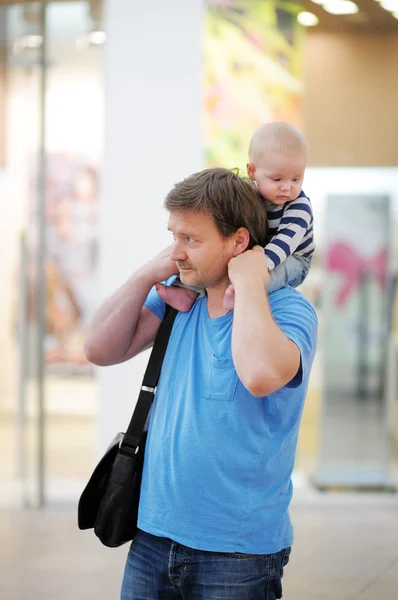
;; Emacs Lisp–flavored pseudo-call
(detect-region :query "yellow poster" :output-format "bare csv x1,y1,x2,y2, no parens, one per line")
204,0,304,170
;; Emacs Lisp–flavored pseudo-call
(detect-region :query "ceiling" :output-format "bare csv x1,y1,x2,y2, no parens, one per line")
300,0,398,32
0,0,397,33
0,0,83,3
0,0,78,4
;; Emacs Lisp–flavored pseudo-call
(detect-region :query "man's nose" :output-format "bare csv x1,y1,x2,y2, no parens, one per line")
169,241,186,262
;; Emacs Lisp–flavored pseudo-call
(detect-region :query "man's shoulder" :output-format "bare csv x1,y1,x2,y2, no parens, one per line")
269,286,318,322
269,287,318,380
269,285,314,307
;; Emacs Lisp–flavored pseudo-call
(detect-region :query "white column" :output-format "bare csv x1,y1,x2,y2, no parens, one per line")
99,0,203,452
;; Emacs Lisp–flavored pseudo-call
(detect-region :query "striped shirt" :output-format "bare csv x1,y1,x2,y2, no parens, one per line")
264,191,315,270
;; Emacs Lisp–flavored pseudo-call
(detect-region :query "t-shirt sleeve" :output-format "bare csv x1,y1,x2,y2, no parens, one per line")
269,289,318,388
265,195,313,270
144,275,177,320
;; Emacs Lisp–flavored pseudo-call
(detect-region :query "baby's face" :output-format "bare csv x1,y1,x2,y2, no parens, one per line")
248,150,306,205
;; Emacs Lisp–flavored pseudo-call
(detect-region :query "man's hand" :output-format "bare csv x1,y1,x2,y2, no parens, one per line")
228,245,270,291
141,244,179,285
85,244,179,366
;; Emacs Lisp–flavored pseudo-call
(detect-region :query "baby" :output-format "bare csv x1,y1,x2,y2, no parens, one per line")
159,121,314,310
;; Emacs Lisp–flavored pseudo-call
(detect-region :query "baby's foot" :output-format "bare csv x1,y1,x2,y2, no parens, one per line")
155,283,198,312
222,283,236,310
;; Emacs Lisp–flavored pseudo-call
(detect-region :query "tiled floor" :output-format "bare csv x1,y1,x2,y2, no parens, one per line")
1,493,398,599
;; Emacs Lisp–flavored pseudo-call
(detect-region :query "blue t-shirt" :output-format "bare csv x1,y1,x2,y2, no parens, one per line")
138,281,318,554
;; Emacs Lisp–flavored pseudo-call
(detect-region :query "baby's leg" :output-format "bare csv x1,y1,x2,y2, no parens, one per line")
222,256,311,309
156,278,204,312
222,283,236,310
268,255,311,294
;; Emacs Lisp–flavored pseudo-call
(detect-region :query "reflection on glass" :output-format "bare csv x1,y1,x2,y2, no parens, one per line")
317,194,394,489
1,1,104,508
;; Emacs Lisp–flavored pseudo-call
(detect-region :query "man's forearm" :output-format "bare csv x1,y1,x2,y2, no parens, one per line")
84,268,154,366
231,283,299,396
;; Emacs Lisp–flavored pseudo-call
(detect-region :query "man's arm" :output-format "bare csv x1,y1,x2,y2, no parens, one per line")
229,246,301,397
84,246,178,366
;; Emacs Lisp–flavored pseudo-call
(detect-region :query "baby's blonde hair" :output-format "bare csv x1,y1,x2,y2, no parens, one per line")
248,122,308,164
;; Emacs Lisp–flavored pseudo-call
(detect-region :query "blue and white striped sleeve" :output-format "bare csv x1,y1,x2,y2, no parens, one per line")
265,196,313,270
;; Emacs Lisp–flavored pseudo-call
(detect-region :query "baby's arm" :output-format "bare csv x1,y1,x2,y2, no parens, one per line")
223,196,313,308
265,195,313,271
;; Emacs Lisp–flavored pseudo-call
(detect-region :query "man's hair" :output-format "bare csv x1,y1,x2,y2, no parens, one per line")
164,168,268,249
248,121,308,163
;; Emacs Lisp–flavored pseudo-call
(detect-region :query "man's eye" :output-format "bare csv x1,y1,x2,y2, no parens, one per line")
186,237,195,243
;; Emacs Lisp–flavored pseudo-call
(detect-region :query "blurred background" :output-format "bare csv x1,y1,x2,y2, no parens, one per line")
0,1,398,599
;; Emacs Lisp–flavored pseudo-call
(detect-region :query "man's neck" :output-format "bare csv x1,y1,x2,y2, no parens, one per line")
206,280,231,319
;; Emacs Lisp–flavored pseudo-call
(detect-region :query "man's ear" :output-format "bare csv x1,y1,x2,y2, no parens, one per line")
247,163,255,181
232,227,250,256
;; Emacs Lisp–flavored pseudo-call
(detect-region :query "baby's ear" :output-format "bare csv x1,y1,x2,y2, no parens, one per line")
246,163,255,181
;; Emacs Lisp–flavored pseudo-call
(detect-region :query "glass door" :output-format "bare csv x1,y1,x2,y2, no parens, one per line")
0,0,104,508
0,0,46,507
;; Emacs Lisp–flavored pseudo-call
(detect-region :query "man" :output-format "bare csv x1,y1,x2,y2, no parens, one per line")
84,168,318,600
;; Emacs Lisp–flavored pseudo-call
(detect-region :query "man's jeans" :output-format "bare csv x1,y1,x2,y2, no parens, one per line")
121,529,291,600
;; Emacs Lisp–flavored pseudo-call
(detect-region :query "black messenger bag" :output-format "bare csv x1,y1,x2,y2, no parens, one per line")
77,306,177,547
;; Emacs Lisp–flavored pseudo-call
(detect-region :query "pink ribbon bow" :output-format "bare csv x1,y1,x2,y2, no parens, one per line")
326,241,387,307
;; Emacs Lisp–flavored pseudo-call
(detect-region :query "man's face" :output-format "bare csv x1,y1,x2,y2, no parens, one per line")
168,210,235,290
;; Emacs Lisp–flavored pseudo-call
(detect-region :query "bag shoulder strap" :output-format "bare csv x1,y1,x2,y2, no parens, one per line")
120,304,178,452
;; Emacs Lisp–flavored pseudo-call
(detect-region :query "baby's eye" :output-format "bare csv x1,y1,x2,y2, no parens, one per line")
292,178,298,182
273,178,281,182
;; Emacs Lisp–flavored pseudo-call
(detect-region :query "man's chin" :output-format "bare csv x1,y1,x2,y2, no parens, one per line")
179,270,197,285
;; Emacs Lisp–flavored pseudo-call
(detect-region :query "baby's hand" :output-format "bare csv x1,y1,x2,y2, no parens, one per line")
155,284,198,312
222,283,236,310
